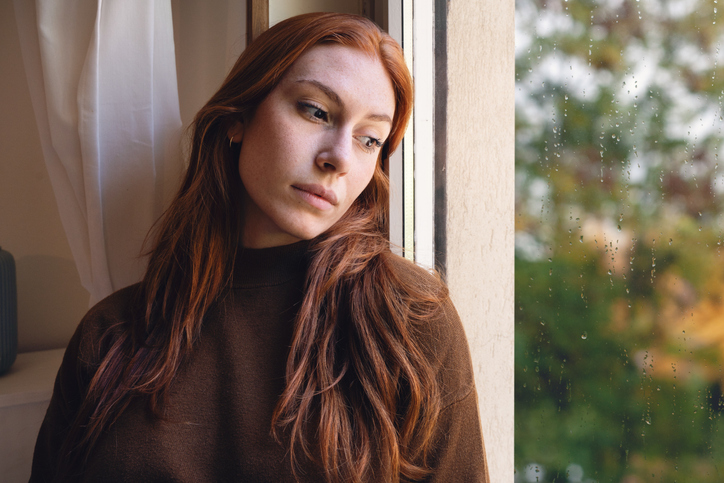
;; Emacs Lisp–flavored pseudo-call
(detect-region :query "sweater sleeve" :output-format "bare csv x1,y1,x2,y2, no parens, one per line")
422,387,490,482
29,320,90,482
29,285,135,482
417,296,490,482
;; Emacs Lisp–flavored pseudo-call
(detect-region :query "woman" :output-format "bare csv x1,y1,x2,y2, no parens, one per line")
31,12,488,483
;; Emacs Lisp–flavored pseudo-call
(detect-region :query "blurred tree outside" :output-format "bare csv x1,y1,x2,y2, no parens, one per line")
515,0,724,481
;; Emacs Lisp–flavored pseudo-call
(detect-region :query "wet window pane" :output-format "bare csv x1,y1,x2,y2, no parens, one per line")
515,0,724,481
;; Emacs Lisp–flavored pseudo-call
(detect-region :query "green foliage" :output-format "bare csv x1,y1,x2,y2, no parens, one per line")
516,0,724,481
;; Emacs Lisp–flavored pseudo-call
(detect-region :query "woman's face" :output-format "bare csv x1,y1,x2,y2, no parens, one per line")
230,44,396,248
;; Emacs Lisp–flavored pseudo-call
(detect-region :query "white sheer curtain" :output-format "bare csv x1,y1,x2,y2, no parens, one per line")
14,0,183,305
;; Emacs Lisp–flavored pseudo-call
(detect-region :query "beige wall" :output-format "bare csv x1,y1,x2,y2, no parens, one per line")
270,0,360,26
171,0,247,129
445,0,515,481
0,1,89,353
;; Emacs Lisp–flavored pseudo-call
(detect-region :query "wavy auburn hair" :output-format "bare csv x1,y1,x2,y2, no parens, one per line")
58,12,444,483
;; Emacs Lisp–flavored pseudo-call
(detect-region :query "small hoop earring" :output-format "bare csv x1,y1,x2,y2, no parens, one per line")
229,137,234,148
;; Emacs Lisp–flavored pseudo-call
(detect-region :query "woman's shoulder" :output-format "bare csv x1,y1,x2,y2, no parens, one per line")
382,252,476,407
83,283,143,324
73,283,144,365
382,251,444,288
381,252,450,312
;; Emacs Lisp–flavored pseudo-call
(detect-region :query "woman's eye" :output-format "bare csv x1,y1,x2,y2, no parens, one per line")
358,136,383,152
300,103,328,122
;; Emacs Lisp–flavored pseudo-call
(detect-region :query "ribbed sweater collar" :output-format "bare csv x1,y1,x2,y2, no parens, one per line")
231,240,311,288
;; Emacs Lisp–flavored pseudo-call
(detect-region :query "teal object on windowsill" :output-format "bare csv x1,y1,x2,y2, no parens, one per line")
0,246,17,375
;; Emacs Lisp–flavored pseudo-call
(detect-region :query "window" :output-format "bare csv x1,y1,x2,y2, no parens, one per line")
516,0,724,481
387,0,437,268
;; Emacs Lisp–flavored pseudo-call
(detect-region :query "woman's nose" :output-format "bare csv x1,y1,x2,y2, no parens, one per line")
315,131,352,175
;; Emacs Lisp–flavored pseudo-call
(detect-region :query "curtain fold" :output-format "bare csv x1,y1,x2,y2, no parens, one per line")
14,0,182,305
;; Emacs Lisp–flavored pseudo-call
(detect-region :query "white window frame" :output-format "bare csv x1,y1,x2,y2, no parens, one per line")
387,0,436,269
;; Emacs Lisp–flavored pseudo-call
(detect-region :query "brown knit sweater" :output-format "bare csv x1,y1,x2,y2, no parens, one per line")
30,242,489,482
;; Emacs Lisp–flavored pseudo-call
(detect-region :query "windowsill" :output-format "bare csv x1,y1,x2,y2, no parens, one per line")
0,349,64,409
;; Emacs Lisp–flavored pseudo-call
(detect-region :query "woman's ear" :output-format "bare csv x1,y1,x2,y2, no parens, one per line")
228,121,244,144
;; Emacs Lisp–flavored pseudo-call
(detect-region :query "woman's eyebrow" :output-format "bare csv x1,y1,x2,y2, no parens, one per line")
296,79,343,107
294,79,392,125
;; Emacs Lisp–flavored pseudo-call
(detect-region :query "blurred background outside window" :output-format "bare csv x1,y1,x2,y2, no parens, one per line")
515,0,724,481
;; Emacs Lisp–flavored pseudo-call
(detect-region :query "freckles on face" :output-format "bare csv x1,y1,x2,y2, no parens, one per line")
233,44,396,249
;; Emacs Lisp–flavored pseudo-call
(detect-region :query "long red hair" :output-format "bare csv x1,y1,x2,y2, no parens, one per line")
58,13,445,482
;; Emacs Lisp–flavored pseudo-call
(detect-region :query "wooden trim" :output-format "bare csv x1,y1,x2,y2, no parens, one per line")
247,0,269,46
361,0,375,21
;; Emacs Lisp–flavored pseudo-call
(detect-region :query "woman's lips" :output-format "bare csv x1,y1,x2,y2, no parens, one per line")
292,184,338,210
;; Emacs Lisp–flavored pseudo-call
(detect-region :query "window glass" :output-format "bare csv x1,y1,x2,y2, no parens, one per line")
515,0,724,481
